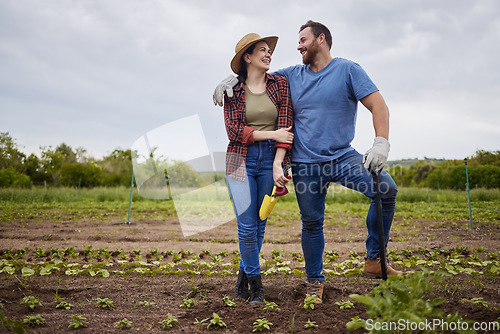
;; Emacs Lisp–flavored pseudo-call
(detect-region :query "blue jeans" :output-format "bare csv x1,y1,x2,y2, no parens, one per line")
227,140,275,277
291,149,398,282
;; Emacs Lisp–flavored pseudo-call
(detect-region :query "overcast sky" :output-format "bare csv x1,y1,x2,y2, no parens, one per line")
1,0,499,162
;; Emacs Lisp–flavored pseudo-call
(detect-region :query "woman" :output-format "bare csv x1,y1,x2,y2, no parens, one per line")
224,33,293,304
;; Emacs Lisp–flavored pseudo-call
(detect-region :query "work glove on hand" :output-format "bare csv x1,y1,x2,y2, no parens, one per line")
212,75,239,106
363,137,390,173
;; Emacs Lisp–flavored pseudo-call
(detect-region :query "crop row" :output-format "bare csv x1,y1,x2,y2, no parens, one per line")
1,246,498,280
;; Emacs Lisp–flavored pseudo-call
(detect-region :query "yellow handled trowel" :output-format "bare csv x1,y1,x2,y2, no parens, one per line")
259,185,277,220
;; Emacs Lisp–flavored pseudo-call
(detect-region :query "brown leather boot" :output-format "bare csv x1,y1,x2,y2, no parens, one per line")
306,280,324,304
363,258,402,278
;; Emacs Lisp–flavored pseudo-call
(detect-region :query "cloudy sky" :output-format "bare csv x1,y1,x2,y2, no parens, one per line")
1,0,499,162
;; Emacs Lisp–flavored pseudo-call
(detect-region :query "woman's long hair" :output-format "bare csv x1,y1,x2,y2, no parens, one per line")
237,43,257,84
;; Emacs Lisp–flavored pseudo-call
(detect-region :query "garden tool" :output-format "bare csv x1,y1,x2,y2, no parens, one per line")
259,185,277,220
372,169,388,280
259,166,291,220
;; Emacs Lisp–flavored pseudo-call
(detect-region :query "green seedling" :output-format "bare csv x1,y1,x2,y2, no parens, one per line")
304,318,318,330
207,312,227,330
139,301,156,308
185,279,210,298
335,301,354,310
115,318,132,330
253,318,273,332
0,309,26,333
346,269,475,332
263,301,279,310
68,315,87,329
56,301,73,310
180,298,195,309
23,314,45,327
159,313,179,330
21,295,42,310
96,297,114,309
462,297,489,308
303,294,318,310
222,296,236,308
193,317,209,329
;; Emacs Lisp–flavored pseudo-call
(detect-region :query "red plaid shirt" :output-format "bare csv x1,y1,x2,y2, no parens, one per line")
224,73,293,181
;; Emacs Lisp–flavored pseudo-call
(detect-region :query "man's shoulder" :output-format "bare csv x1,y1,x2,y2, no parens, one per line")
274,64,306,77
331,57,359,68
266,72,288,83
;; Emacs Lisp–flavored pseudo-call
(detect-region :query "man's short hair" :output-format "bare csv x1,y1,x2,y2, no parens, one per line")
299,20,332,50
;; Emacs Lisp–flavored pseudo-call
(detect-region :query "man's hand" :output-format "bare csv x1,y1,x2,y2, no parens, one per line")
213,75,239,106
363,137,390,173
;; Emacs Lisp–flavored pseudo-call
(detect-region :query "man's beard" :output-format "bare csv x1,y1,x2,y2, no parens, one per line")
302,40,319,65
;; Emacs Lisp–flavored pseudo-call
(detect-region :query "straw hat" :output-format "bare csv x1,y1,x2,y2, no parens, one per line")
230,33,278,74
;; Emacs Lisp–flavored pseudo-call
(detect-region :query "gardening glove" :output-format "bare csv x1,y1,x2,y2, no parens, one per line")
363,137,390,173
213,75,239,106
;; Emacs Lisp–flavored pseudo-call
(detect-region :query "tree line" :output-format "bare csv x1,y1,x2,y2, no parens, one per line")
387,150,500,190
1,132,499,189
0,132,132,188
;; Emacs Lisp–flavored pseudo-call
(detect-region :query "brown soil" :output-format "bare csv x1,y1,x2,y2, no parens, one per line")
0,207,499,333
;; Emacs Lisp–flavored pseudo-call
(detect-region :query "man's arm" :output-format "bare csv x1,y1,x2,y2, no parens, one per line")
360,91,389,140
360,91,390,173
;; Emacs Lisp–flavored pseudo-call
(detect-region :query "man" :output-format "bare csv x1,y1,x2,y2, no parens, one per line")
213,20,400,303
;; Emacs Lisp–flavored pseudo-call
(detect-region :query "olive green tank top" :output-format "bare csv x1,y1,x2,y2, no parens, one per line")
245,85,277,131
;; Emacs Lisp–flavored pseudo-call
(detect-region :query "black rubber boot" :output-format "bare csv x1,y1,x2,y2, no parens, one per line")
234,270,249,300
248,275,265,305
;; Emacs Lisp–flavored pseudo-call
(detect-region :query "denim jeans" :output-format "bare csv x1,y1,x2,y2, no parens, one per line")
291,149,398,282
226,140,275,277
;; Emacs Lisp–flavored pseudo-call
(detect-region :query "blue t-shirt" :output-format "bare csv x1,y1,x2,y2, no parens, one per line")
275,58,378,163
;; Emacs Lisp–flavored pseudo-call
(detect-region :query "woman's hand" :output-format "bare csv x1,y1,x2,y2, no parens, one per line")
273,161,290,188
273,126,293,144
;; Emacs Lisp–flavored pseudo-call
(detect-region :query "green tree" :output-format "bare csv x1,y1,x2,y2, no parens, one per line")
413,161,435,186
23,154,43,184
98,149,133,186
470,150,500,167
39,147,65,185
470,165,500,189
0,168,31,188
55,143,77,164
0,132,26,171
60,162,102,187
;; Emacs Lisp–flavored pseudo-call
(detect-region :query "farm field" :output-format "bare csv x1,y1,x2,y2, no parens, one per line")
0,187,499,333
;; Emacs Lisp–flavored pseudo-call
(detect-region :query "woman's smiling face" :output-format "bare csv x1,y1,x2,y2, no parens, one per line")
244,41,272,72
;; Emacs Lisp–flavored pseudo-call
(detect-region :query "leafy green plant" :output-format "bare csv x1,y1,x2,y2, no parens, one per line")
139,301,156,308
115,318,132,330
462,297,489,308
193,317,209,329
253,318,273,332
289,313,295,334
0,309,26,334
207,312,227,330
180,298,195,309
263,300,280,310
96,297,114,309
159,313,179,330
21,296,42,310
184,279,210,298
303,294,318,310
56,301,73,310
222,296,236,308
23,314,45,327
335,300,354,310
68,315,87,329
304,318,318,330
346,269,473,333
